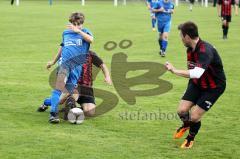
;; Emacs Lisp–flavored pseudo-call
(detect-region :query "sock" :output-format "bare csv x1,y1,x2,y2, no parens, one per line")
187,121,201,140
158,39,162,50
178,112,190,127
161,40,168,52
43,97,51,106
226,26,229,36
152,19,156,28
222,25,227,36
50,89,62,113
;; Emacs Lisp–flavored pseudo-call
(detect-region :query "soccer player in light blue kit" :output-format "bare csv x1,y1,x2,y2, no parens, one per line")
48,12,93,123
146,0,159,31
152,0,174,57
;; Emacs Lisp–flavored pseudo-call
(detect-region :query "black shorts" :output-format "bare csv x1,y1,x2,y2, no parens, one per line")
182,82,225,111
222,15,231,22
77,95,95,105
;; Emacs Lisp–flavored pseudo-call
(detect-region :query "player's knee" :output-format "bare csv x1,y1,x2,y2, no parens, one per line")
84,108,95,117
223,21,227,26
177,106,189,115
162,34,168,40
190,114,201,122
177,111,190,122
83,104,96,117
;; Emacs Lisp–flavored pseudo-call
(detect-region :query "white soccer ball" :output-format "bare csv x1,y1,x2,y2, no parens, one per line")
67,107,85,124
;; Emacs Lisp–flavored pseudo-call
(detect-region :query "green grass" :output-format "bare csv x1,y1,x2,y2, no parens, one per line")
0,1,240,158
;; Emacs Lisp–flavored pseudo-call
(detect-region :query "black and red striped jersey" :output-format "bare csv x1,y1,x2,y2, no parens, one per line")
187,39,226,90
218,0,234,16
78,51,103,87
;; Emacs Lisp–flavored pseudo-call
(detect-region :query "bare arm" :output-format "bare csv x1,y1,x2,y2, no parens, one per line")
67,24,94,43
145,0,151,9
152,7,165,13
46,47,62,70
165,62,190,78
165,62,205,79
100,63,112,85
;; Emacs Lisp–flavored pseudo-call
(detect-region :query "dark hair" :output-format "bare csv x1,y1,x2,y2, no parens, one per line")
69,12,85,26
178,21,199,39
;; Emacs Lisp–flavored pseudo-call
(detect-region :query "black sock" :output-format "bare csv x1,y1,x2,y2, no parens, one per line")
187,121,201,141
158,39,162,50
178,112,190,127
226,26,229,36
222,25,227,36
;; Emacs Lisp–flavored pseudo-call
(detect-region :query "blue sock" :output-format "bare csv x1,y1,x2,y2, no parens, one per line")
43,97,51,106
152,19,156,28
158,39,162,50
162,40,168,52
50,89,62,113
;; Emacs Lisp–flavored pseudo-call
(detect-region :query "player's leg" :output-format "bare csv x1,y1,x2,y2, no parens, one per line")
234,0,239,15
49,67,68,123
157,22,164,56
189,0,194,11
174,100,194,139
174,82,200,139
82,103,96,117
161,32,168,57
181,86,225,149
225,16,231,39
222,18,228,39
181,105,205,149
213,0,217,7
160,22,171,57
151,13,157,31
77,95,96,116
37,93,70,112
37,97,51,112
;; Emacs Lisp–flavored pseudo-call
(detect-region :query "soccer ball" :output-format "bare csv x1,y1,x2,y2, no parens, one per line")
67,107,85,124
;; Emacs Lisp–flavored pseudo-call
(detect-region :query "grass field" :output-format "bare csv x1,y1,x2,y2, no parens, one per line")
0,0,240,158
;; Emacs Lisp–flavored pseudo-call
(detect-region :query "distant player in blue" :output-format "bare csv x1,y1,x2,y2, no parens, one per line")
152,0,174,57
146,0,159,31
48,12,93,123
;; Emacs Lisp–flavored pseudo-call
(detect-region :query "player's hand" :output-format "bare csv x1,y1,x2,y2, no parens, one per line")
46,61,54,70
165,61,175,73
67,24,81,33
104,76,112,85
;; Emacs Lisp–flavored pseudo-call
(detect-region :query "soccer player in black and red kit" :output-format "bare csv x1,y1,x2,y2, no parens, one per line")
76,50,112,116
165,21,226,149
217,0,235,39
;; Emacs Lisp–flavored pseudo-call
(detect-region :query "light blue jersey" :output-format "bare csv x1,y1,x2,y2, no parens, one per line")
147,0,160,8
153,0,174,33
154,0,174,23
61,28,92,65
60,28,93,93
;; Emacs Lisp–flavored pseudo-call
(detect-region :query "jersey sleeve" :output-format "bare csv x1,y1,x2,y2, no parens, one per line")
153,1,161,9
91,52,104,68
197,49,213,69
82,28,93,37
